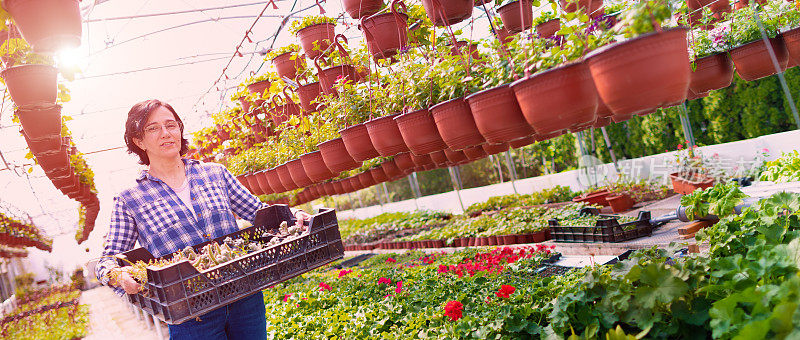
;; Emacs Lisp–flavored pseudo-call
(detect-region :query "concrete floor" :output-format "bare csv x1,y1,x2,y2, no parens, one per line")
80,286,167,340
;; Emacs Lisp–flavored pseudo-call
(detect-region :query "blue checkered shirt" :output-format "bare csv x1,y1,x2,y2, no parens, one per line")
95,159,265,295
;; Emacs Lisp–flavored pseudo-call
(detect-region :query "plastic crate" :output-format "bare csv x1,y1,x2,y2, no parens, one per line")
549,210,654,243
115,205,343,324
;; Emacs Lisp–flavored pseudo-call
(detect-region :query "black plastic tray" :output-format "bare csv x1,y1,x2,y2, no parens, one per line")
116,205,343,324
549,210,654,243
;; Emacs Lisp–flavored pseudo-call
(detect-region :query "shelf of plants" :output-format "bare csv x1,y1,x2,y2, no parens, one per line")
1,284,89,340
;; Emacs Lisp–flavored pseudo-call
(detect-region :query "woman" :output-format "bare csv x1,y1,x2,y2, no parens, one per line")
95,99,310,339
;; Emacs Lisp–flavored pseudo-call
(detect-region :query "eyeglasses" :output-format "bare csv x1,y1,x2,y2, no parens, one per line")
143,121,181,136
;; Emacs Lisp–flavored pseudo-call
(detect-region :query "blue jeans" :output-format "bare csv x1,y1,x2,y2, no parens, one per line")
168,291,267,340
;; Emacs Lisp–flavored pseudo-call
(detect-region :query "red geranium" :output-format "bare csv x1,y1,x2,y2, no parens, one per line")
283,294,292,302
395,281,403,294
386,257,397,263
318,282,332,291
338,269,353,278
495,285,516,298
378,277,392,285
444,301,463,321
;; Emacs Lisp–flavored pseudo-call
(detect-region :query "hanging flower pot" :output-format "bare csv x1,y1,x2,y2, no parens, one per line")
509,135,535,148
51,172,77,189
463,144,487,160
394,152,417,172
300,150,335,182
689,52,734,96
287,158,313,188
340,123,381,161
358,171,377,188
35,149,69,171
16,105,61,141
255,171,274,195
512,61,598,137
429,150,449,167
1,64,57,109
244,173,264,195
465,84,535,144
449,41,480,59
586,27,690,117
559,0,602,14
247,79,271,95
430,97,485,151
497,0,532,33
360,0,409,59
370,167,389,183
297,22,336,60
323,181,335,196
342,0,384,18
297,81,324,112
381,159,403,180
495,26,516,44
443,148,468,164
316,59,360,96
395,108,449,155
420,0,473,26
269,90,302,126
410,152,435,168
318,137,362,173
536,19,560,38
729,37,788,81
276,163,299,191
238,97,251,112
482,142,509,155
365,113,410,156
332,180,344,195
272,52,305,81
782,27,800,68
4,0,82,53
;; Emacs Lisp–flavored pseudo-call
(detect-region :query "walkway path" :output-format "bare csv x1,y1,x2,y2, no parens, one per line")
79,286,167,340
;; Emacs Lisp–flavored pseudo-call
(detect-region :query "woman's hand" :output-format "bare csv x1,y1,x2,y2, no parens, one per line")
110,267,142,295
293,210,312,228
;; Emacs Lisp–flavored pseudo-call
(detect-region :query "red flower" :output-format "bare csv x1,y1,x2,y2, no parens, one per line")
283,293,292,302
677,144,683,150
395,281,403,294
386,257,396,263
378,277,392,285
318,282,332,291
444,301,463,321
338,269,353,278
437,265,449,273
496,285,516,298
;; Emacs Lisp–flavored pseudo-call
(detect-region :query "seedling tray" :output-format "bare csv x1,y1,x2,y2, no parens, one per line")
115,205,343,324
549,210,654,243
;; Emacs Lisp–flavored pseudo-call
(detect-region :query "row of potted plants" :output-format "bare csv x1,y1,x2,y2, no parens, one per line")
0,212,51,252
0,244,26,258
0,287,88,340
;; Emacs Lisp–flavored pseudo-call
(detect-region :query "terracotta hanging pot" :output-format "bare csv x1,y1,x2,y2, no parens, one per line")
365,113,410,156
536,19,560,38
255,171,274,195
509,135,536,148
272,52,305,81
4,0,81,53
782,27,800,68
317,137,362,172
512,61,598,137
35,149,69,170
420,0,473,26
394,152,417,172
495,26,516,44
340,123,381,161
410,152,435,168
16,105,62,141
297,22,336,60
287,158,313,188
346,176,361,191
430,97,485,151
322,181,334,196
332,180,344,194
381,159,403,180
22,131,60,154
360,0,409,59
51,172,77,189
342,0,384,18
689,52,734,96
560,0,602,14
246,79,271,95
270,90,302,126
244,173,264,195
463,144,488,160
586,27,690,117
369,167,389,183
465,84,535,144
395,108,449,155
449,41,480,59
730,37,789,81
1,65,57,109
443,148,468,164
429,150,449,167
497,0,532,33
300,151,335,182
297,81,324,112
276,163,299,191
482,142,509,155
358,171,377,188
316,60,360,95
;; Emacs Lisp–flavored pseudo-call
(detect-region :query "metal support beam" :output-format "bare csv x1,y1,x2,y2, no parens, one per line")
599,127,619,171
677,102,696,147
503,151,519,194
447,167,465,214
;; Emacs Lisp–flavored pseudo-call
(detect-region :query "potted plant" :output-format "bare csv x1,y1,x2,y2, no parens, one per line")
669,144,716,194
496,0,533,33
3,0,81,53
312,36,363,96
724,3,788,81
290,15,337,60
605,192,635,213
534,11,559,38
341,0,384,19
393,51,449,155
360,0,410,59
420,0,473,26
266,44,306,81
687,23,734,98
0,38,59,109
245,72,272,95
559,0,602,14
585,0,690,118
778,2,800,68
429,50,486,150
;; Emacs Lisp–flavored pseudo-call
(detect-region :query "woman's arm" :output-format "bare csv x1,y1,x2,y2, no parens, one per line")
217,165,312,226
95,196,140,294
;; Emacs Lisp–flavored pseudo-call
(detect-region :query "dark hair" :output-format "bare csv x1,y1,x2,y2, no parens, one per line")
124,99,189,165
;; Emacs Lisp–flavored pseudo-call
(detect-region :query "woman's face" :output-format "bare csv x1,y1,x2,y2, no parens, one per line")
134,106,182,162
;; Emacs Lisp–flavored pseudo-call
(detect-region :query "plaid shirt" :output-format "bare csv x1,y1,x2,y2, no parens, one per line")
95,159,264,295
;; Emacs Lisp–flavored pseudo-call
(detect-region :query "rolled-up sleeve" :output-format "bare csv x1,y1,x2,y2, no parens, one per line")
95,195,138,293
219,165,265,223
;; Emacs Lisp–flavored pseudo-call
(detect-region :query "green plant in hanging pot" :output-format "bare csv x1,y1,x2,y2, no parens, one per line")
687,22,735,99
290,15,337,60
724,3,788,80
584,0,690,121
494,0,539,33
328,77,383,162
534,10,560,38
0,37,60,109
266,44,306,81
777,1,800,67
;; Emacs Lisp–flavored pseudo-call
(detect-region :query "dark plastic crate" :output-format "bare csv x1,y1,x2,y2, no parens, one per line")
115,205,343,324
549,210,654,243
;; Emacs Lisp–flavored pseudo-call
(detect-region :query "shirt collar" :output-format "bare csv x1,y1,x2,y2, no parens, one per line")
136,158,200,182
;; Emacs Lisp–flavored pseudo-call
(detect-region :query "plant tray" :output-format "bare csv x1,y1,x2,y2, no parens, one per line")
115,205,343,324
548,210,654,243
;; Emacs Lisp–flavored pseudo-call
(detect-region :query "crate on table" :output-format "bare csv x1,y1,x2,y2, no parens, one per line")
115,204,343,324
548,209,654,243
